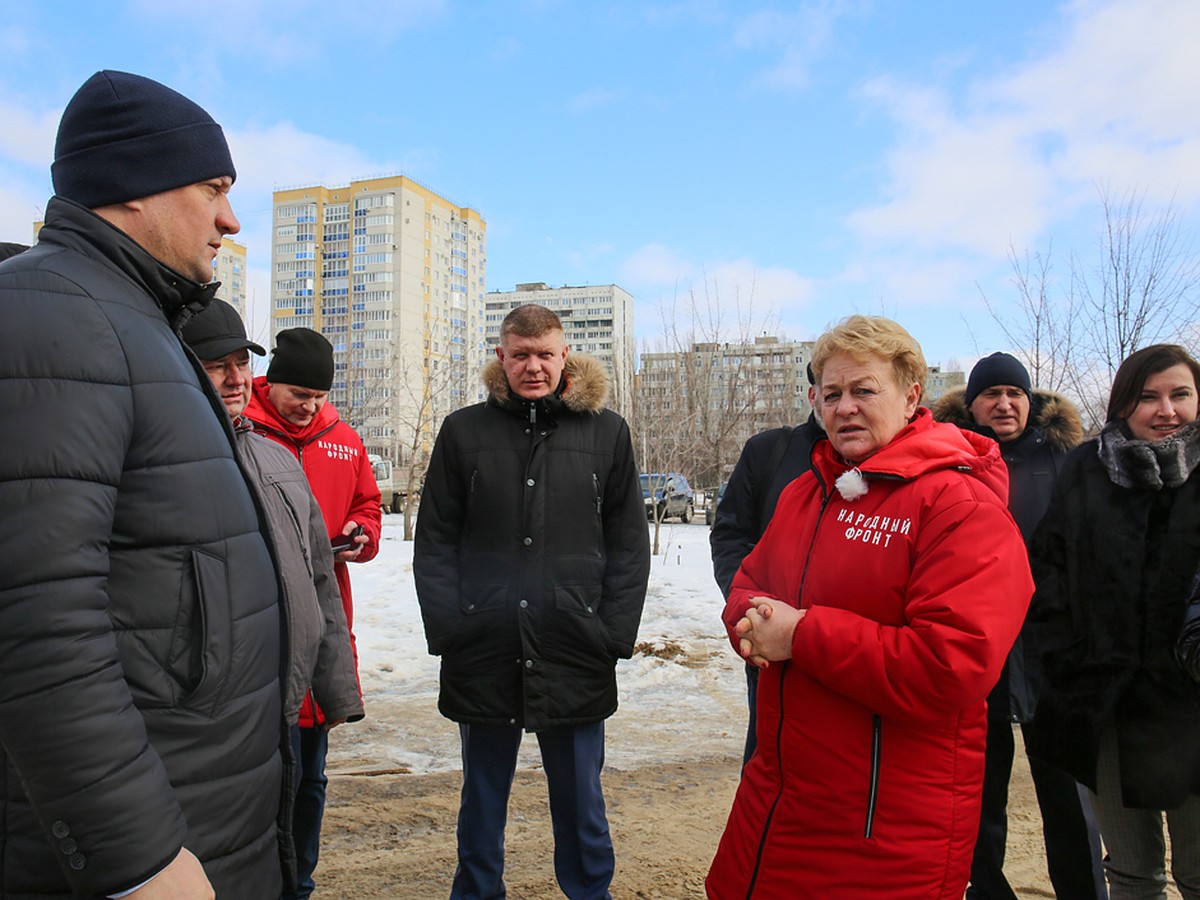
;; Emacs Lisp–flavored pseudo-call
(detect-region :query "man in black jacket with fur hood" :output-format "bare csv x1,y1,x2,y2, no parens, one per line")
0,71,283,899
933,353,1106,900
415,303,650,900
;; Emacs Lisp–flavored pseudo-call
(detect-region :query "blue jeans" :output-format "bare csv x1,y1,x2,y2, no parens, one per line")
451,721,613,900
282,724,329,900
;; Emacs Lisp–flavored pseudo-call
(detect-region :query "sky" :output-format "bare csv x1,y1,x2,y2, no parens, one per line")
2,0,1199,369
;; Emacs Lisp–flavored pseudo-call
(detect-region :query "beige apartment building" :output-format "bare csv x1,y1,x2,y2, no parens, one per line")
484,282,636,415
271,175,487,469
214,237,246,318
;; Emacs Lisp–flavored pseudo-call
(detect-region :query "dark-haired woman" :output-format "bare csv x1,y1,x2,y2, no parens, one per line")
1027,343,1200,899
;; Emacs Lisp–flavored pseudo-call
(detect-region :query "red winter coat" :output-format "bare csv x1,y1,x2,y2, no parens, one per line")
707,409,1032,900
246,377,381,727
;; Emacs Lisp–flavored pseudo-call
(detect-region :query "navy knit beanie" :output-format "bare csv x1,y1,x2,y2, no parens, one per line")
965,352,1032,406
52,70,236,208
267,328,335,391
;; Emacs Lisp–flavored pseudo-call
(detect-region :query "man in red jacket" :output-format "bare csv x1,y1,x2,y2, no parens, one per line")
244,327,381,900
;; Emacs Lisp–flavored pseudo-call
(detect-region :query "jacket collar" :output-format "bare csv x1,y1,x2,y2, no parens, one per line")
814,407,1010,504
1097,419,1200,490
482,352,610,416
37,196,220,330
930,385,1084,454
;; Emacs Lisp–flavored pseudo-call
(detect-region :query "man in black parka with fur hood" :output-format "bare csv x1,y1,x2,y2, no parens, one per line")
933,353,1106,900
0,72,284,899
415,303,649,900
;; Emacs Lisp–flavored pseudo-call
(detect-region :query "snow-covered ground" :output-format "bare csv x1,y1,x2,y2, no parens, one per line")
328,516,746,775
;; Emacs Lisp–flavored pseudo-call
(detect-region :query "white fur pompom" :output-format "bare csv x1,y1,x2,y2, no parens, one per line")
835,468,868,501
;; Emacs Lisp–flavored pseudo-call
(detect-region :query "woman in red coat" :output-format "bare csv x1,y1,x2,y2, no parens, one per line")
707,316,1034,899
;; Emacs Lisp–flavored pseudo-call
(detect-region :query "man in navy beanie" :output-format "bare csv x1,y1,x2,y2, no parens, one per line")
0,71,285,899
934,355,1106,899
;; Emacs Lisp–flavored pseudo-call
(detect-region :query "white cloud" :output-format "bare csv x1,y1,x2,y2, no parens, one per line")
128,0,447,64
848,0,1200,257
567,87,620,113
732,1,862,91
0,92,59,169
621,243,694,286
621,243,816,340
227,122,400,196
0,177,45,245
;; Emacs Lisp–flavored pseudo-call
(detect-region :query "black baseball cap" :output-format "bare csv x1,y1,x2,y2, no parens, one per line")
181,298,266,360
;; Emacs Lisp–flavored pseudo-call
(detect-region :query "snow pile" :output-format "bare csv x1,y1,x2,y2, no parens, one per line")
330,518,746,775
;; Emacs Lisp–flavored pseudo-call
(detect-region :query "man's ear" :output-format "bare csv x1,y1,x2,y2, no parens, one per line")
495,345,504,361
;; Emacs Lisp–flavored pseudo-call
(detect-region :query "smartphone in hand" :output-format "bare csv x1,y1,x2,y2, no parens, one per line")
331,524,365,553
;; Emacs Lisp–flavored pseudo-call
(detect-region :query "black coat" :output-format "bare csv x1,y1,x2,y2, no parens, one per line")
932,387,1083,722
0,198,283,898
709,415,824,598
414,354,650,731
1025,427,1200,808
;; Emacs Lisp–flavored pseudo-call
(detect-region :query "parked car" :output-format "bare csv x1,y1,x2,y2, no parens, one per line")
641,472,695,523
706,480,728,527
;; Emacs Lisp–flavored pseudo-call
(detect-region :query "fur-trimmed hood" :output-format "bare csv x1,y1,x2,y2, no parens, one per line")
931,386,1084,453
482,352,610,414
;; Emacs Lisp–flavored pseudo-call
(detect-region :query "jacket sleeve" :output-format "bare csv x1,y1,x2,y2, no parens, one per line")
710,434,765,598
308,485,365,723
1026,458,1087,675
1176,572,1200,683
0,291,186,894
598,417,651,658
790,495,1033,724
346,435,383,563
413,419,465,655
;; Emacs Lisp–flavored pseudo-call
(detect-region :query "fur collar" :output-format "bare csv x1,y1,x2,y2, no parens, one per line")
930,386,1084,453
482,352,609,414
1097,419,1200,490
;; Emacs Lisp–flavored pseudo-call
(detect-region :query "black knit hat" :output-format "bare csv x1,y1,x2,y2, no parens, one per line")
966,352,1032,406
267,328,334,391
52,70,236,208
181,298,265,361
0,242,28,263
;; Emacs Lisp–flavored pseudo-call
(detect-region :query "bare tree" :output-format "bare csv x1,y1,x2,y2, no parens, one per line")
979,185,1200,431
633,275,807,554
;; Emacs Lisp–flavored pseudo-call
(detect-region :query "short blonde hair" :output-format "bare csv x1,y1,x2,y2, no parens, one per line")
500,304,563,340
811,315,927,396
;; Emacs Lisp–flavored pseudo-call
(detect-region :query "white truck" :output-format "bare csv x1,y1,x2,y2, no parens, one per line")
369,454,403,514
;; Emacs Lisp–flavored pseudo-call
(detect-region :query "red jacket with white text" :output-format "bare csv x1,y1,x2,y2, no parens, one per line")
707,408,1032,900
246,377,381,727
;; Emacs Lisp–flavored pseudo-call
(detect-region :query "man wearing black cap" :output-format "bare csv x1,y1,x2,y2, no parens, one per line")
934,353,1107,900
0,71,284,898
181,299,363,742
245,327,381,900
710,364,824,766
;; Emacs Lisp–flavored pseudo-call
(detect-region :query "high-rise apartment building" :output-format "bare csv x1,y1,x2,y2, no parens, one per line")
484,282,636,414
214,237,246,317
271,175,487,468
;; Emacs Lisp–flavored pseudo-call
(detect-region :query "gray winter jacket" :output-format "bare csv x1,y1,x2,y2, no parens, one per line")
233,419,363,725
0,197,284,899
